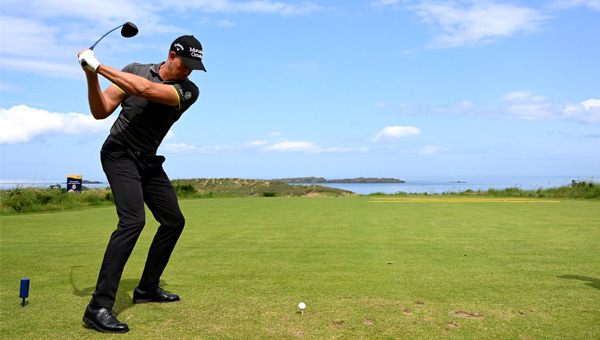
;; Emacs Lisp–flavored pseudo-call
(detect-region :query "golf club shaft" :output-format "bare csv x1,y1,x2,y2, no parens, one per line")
90,24,124,50
81,22,137,67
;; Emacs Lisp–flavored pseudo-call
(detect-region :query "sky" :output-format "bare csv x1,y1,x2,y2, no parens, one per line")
1,0,599,183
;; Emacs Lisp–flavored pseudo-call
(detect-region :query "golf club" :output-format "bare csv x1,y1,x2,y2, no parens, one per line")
90,22,138,50
81,22,138,66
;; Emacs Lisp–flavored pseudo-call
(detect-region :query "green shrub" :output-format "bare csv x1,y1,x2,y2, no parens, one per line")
173,183,197,198
1,187,114,214
105,191,114,202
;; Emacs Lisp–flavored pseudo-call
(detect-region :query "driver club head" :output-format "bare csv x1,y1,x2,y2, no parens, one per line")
121,22,138,38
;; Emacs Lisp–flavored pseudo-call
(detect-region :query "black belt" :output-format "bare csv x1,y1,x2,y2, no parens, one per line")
106,135,154,159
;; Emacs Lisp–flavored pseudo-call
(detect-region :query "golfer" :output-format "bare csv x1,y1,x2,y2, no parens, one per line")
78,35,206,333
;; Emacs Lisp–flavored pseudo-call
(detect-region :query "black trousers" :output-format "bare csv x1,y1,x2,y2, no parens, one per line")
89,137,185,309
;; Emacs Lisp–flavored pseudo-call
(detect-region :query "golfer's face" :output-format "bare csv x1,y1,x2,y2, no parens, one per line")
172,55,192,80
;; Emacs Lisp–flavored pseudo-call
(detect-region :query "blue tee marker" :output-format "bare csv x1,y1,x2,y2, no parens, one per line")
20,278,30,307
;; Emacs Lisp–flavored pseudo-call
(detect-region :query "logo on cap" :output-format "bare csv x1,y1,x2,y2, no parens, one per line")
174,43,184,52
190,47,203,59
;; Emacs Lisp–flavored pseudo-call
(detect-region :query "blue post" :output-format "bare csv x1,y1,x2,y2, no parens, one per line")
20,278,30,307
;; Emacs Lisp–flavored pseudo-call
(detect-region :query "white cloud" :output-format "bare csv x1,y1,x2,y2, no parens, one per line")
162,141,274,154
373,126,421,141
262,141,322,153
188,145,240,154
164,130,176,140
162,143,197,153
244,140,269,147
370,0,402,8
581,99,600,110
1,0,147,23
0,0,321,81
0,105,112,144
238,1,322,15
161,0,322,15
323,146,369,153
261,141,367,153
382,93,600,124
563,99,600,123
501,91,600,123
0,56,83,80
0,15,81,79
161,139,367,154
418,146,449,155
503,91,531,101
409,1,547,48
0,12,157,81
502,91,562,120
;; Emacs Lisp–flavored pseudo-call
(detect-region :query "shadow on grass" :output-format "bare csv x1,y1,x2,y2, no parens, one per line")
70,266,136,313
558,275,600,290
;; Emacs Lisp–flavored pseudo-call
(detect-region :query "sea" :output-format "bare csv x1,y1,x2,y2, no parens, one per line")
289,175,596,195
2,175,594,195
0,179,111,190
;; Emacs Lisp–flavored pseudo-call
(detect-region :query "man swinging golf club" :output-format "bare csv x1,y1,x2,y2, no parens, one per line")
78,34,206,333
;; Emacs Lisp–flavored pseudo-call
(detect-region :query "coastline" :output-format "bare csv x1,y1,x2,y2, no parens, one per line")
2,175,594,194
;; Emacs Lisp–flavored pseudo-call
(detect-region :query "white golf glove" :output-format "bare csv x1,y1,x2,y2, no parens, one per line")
78,50,100,72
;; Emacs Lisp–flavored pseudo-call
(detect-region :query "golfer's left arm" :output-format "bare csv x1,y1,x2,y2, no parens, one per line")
97,65,179,106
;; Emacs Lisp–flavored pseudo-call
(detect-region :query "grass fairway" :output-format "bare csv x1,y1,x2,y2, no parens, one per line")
1,196,599,339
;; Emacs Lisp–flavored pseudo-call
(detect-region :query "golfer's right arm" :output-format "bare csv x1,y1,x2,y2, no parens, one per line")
79,49,124,120
83,70,124,120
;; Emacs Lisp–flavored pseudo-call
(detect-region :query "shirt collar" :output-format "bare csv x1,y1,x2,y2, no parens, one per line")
150,62,188,83
151,62,165,80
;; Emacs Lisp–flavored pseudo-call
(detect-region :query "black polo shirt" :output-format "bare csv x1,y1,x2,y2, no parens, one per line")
109,62,199,155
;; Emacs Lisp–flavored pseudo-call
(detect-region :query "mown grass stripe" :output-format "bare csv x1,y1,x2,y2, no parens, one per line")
370,197,561,203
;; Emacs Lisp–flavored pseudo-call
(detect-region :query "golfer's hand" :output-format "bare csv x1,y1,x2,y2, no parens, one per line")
78,49,100,73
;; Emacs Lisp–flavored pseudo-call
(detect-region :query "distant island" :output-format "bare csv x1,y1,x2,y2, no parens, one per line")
82,180,103,184
272,177,405,183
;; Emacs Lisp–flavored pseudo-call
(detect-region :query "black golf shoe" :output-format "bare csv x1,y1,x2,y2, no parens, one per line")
82,305,129,333
132,286,180,304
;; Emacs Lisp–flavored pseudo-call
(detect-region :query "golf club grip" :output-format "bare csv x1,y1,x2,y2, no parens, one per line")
82,43,95,67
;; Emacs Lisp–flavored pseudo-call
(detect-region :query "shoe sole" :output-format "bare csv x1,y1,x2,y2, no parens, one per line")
132,298,180,304
82,316,129,333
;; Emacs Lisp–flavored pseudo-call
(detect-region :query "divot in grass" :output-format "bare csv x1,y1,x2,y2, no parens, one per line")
451,311,484,318
331,320,345,328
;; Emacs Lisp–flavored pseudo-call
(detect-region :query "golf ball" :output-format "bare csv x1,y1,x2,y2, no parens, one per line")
298,302,306,310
